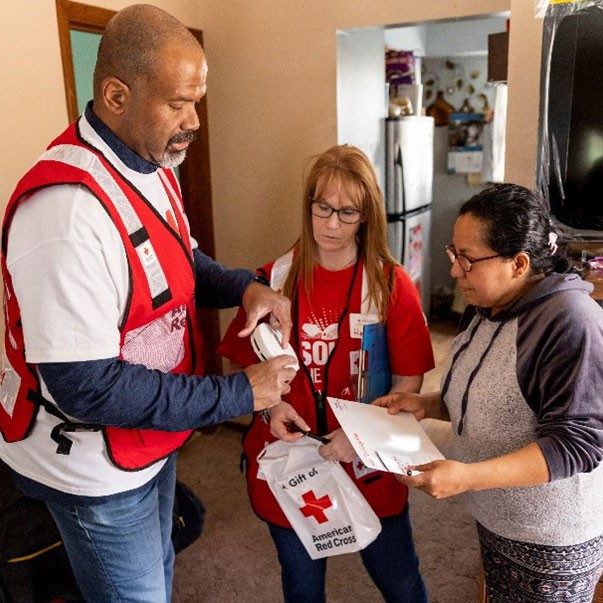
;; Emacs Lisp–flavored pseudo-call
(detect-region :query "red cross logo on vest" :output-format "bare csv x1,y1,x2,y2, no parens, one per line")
299,490,333,524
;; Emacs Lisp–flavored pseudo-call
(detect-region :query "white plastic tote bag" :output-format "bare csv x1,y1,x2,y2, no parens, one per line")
258,439,381,560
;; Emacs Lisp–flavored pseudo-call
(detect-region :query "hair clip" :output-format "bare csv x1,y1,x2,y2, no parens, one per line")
548,232,558,255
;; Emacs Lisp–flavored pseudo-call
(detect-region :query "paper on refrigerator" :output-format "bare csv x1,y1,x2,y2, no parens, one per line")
328,397,445,475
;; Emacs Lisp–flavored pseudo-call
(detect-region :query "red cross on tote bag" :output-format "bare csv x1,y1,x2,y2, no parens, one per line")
258,440,381,559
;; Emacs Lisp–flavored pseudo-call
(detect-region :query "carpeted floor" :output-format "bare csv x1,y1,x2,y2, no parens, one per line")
173,321,482,602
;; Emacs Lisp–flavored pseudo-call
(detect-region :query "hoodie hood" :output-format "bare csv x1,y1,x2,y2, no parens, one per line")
476,272,593,322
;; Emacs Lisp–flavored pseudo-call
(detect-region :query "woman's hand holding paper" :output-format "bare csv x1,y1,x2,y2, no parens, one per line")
372,391,448,422
395,459,475,499
372,391,429,421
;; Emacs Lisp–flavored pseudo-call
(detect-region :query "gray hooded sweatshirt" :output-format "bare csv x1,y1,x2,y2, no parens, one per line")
442,273,603,546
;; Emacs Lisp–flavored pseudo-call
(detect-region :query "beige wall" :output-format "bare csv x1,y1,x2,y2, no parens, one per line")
505,0,544,188
1,1,69,207
196,0,520,275
2,0,543,302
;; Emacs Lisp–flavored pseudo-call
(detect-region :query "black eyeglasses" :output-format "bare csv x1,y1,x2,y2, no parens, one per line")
310,200,363,225
446,245,501,272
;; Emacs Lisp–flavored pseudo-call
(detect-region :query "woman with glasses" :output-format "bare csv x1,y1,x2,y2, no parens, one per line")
219,144,434,602
376,184,603,602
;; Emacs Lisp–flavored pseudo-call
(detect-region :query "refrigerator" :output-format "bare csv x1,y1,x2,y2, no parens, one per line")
384,116,434,313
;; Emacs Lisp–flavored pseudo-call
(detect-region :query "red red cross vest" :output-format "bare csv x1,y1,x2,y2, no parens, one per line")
0,123,204,470
242,252,408,527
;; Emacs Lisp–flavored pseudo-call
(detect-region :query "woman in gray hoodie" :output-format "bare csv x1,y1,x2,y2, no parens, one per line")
376,184,603,602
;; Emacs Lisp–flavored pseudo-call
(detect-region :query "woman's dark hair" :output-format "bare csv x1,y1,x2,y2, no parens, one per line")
459,183,573,275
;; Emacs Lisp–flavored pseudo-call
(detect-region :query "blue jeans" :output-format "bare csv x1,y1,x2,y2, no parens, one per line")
268,505,428,603
46,454,177,603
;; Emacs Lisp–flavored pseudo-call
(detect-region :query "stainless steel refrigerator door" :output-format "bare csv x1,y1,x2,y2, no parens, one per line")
387,221,404,262
404,208,431,313
385,116,434,214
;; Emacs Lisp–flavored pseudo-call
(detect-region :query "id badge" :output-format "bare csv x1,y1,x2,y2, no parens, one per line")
349,313,379,339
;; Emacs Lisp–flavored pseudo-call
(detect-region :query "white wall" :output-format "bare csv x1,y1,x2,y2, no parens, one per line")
426,16,508,56
337,28,387,187
384,17,508,58
385,24,427,55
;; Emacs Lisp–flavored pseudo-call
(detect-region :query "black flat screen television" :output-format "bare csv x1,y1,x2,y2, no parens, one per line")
543,5,603,233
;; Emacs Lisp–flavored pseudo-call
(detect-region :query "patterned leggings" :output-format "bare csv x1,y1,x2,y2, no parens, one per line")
477,523,603,603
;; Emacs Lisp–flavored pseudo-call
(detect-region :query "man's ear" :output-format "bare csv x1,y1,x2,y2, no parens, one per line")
513,251,531,277
100,76,130,115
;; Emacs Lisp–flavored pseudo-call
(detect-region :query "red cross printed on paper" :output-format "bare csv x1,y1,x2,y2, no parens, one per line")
143,247,150,255
299,490,333,524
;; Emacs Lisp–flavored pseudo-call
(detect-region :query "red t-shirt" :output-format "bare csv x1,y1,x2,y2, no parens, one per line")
220,261,434,388
219,258,434,526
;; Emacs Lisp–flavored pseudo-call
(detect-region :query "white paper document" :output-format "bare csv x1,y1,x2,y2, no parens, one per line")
328,397,445,475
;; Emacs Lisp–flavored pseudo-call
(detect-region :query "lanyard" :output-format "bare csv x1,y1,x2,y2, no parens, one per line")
293,260,361,435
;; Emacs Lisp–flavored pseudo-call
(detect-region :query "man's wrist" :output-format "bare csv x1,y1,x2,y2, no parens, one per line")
252,274,270,287
242,274,268,306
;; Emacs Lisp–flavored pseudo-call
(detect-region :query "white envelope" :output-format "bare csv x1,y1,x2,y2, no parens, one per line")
328,397,445,475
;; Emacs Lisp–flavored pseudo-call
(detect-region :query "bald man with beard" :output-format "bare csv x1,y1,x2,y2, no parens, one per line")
0,5,297,601
93,4,206,169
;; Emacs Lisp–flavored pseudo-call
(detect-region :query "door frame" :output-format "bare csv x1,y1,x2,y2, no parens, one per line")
55,0,222,374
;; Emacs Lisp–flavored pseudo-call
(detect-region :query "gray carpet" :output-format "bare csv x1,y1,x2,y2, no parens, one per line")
173,322,482,602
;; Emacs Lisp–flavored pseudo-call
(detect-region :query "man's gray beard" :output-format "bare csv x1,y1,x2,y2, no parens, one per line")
159,149,187,168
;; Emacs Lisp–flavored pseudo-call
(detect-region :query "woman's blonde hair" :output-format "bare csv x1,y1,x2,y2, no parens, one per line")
283,144,398,320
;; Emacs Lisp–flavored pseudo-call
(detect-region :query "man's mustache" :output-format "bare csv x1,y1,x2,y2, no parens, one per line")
169,132,197,146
